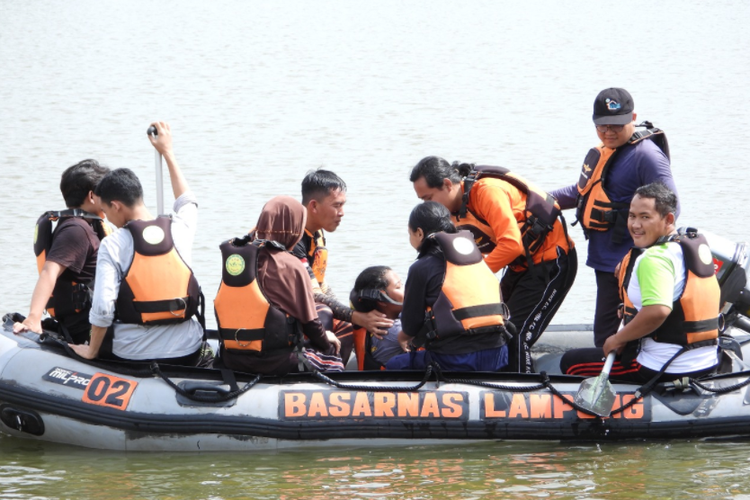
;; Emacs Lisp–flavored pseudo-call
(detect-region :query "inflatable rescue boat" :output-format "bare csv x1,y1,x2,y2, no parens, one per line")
1,234,749,451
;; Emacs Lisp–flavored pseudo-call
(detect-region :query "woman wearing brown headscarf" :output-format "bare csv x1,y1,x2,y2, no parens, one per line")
216,196,344,375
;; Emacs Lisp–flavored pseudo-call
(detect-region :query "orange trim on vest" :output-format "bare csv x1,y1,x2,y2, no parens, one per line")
576,145,621,232
442,259,505,331
126,250,193,323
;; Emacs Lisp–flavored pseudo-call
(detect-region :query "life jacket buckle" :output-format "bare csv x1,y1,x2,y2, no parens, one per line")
169,297,187,317
234,328,252,348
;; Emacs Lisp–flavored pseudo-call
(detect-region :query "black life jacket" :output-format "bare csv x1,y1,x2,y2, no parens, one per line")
33,209,109,319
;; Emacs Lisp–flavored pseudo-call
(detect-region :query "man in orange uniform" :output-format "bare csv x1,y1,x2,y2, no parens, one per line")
411,157,576,372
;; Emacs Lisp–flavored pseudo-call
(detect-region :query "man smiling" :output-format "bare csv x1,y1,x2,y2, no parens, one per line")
560,183,720,383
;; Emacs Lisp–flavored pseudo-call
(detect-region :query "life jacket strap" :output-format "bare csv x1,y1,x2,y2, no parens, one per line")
218,327,266,342
452,303,506,321
682,317,720,335
132,297,191,314
458,174,477,221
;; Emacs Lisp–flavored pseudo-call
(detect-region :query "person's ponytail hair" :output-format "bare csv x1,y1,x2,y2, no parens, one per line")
408,201,457,239
451,161,475,178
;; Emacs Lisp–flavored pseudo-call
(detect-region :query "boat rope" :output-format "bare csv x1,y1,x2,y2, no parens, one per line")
312,365,435,392
430,366,547,393
151,362,261,403
689,375,750,395
439,366,608,418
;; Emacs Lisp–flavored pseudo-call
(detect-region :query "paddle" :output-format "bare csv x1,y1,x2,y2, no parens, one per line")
147,125,164,215
574,351,617,417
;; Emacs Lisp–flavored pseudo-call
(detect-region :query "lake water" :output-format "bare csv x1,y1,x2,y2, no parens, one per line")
1,0,750,498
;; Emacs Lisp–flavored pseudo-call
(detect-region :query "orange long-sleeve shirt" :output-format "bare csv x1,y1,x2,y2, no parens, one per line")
453,176,573,273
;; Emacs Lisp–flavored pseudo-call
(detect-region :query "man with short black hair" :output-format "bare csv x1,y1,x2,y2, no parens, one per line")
293,169,394,364
560,183,720,382
14,160,110,343
70,122,210,366
551,88,679,347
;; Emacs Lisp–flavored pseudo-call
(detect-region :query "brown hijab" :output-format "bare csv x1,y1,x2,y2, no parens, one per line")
254,196,318,323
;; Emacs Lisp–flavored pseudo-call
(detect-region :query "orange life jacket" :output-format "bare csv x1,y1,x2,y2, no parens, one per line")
304,229,328,286
457,166,567,265
116,216,201,325
33,209,110,319
420,231,509,345
214,235,299,354
618,229,720,348
576,123,670,238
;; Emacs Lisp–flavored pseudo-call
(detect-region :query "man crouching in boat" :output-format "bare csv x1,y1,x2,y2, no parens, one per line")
215,196,344,374
13,160,110,344
293,169,394,366
386,202,510,371
70,122,212,366
560,183,721,382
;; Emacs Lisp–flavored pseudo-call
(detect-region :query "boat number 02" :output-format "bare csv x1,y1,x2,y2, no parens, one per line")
82,373,138,410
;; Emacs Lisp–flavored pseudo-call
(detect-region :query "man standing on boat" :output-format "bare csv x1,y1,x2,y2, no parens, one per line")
560,183,720,382
70,122,210,366
550,88,678,347
294,169,394,365
13,160,110,344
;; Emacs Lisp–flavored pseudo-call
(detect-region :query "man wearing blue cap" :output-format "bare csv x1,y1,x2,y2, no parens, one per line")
550,88,679,348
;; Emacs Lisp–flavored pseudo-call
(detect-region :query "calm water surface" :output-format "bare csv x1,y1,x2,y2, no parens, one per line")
1,0,750,498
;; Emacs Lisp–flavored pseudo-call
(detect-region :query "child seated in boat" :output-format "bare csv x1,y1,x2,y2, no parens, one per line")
385,202,511,371
215,196,344,375
349,266,407,369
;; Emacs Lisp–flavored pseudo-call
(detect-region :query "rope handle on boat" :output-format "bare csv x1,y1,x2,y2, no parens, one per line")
312,365,435,392
150,362,261,403
688,375,750,395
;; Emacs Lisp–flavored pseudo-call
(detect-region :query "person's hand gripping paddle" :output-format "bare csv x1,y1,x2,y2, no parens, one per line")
574,351,617,417
147,125,164,215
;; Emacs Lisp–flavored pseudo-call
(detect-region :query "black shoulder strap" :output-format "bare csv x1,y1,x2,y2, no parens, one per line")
458,173,477,221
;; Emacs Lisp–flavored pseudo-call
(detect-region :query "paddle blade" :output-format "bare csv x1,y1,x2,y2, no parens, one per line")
574,351,617,417
574,375,616,417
